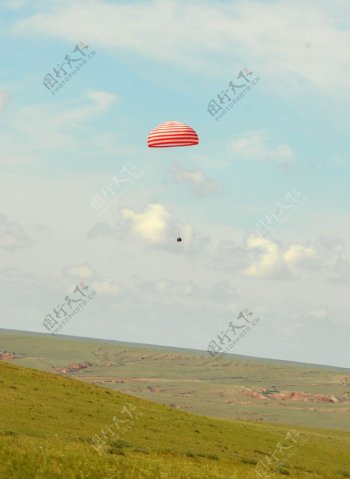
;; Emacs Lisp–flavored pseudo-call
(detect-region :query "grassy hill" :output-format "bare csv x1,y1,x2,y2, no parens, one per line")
1,329,350,432
0,360,350,478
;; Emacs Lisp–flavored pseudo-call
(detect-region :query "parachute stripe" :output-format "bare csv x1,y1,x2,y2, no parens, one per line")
148,121,199,148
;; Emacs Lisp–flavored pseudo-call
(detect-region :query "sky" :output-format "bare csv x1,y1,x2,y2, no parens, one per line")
0,0,349,368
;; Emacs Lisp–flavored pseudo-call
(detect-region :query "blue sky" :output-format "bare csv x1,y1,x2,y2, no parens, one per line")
0,0,349,368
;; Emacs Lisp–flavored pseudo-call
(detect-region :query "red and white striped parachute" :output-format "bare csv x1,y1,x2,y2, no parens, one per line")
147,121,199,148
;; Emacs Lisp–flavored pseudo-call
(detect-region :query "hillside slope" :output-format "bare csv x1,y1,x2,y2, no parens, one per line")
0,361,350,478
1,329,350,432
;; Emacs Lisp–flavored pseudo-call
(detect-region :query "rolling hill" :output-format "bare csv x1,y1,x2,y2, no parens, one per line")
1,329,350,432
1,360,350,478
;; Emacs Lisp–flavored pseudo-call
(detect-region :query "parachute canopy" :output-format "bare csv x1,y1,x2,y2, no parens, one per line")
148,121,199,148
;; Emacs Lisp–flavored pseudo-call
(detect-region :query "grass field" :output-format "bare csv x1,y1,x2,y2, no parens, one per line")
1,329,349,432
1,359,350,478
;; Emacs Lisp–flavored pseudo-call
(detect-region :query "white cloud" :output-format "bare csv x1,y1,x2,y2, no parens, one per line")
0,90,124,167
0,214,31,250
121,203,170,243
283,243,316,265
306,308,328,320
139,277,238,307
12,0,350,94
92,279,121,296
50,89,116,127
86,90,117,111
295,236,350,284
244,236,287,278
65,264,94,279
113,204,211,256
231,131,294,163
274,307,331,336
244,236,317,279
172,163,218,195
290,307,331,332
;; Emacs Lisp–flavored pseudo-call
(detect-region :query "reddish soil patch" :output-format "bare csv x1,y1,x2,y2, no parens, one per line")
53,362,92,374
243,388,339,403
0,351,23,360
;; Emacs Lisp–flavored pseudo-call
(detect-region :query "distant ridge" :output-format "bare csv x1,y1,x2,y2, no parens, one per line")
0,327,349,372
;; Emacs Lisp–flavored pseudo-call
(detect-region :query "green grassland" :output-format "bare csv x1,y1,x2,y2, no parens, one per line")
1,329,349,432
0,360,350,478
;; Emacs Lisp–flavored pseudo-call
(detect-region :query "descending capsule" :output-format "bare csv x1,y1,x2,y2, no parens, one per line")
147,121,199,243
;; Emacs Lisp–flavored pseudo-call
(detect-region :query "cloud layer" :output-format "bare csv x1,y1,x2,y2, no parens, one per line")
13,0,350,95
